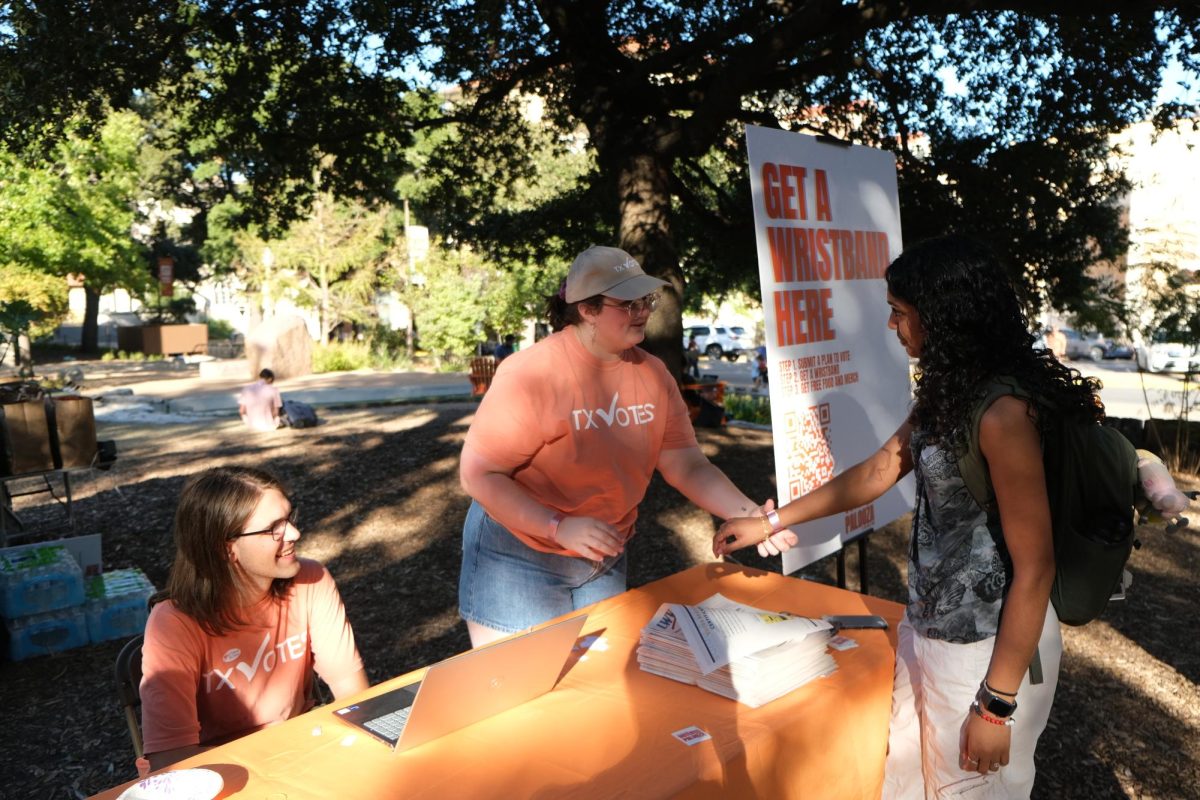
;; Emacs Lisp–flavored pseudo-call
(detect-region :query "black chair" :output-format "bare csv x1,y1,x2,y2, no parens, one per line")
114,635,144,758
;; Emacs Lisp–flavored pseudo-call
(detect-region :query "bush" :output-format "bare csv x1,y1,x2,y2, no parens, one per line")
724,392,771,425
207,318,237,340
365,324,412,370
312,342,371,373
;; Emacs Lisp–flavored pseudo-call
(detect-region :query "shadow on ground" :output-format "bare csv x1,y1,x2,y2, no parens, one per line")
0,404,1196,798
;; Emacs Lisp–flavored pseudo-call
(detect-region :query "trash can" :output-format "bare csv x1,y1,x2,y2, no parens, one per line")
680,380,727,426
469,356,497,396
682,380,726,405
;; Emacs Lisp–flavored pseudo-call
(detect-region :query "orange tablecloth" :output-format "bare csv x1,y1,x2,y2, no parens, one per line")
92,563,903,799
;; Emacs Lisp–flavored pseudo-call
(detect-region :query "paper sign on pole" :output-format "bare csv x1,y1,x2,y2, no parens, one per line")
744,125,914,573
158,256,175,298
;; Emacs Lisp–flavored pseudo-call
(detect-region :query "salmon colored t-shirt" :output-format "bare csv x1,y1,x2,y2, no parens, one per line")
140,559,363,755
465,328,698,555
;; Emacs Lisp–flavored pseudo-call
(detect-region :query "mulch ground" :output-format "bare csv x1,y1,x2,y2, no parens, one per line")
1,402,1196,799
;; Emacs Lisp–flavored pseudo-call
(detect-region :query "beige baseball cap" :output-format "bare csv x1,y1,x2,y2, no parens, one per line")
565,246,669,303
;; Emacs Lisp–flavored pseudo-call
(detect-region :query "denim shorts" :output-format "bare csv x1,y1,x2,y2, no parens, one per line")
458,500,628,633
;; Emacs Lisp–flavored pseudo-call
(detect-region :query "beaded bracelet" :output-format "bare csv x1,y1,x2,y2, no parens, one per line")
970,701,1014,727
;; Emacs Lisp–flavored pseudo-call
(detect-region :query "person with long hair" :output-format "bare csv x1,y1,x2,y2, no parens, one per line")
459,245,770,647
139,467,367,771
715,235,1097,797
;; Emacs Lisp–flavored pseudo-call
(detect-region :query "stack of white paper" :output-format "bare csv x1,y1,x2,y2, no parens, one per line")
636,594,837,708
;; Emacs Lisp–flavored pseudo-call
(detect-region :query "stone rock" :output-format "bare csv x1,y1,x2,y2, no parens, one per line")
246,315,313,380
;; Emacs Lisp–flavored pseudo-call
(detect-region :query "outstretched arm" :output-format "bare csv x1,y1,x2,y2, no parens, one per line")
713,418,914,557
656,445,766,521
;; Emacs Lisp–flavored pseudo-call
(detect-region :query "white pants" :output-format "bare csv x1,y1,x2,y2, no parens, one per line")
881,606,1062,799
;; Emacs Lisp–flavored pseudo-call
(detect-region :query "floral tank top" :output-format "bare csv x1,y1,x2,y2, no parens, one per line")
906,428,1013,643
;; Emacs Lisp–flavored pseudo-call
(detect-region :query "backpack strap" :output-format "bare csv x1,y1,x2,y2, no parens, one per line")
958,377,1034,513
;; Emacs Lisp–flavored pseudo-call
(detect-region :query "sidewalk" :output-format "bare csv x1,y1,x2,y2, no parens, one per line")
82,365,475,420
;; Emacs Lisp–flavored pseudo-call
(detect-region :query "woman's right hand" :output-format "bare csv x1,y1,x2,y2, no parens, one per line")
555,516,624,560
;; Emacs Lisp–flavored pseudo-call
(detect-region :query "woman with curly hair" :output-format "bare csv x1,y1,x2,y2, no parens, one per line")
714,234,1099,797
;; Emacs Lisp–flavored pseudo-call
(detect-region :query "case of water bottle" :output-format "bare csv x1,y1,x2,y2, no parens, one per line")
85,567,155,644
0,545,85,618
4,605,89,661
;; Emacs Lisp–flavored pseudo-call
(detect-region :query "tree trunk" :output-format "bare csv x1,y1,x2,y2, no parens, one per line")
616,152,685,380
81,286,101,353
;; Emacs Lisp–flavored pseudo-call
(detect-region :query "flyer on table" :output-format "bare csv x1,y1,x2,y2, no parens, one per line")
744,124,914,573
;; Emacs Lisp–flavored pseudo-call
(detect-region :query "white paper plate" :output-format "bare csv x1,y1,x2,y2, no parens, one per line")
117,768,224,800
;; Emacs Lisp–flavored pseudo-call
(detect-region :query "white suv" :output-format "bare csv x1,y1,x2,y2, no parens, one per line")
1135,334,1200,373
683,323,755,361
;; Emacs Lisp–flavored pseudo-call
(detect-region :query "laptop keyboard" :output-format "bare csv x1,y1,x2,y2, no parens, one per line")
364,706,413,741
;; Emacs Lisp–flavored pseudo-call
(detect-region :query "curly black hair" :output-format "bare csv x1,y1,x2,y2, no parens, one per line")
885,234,1102,448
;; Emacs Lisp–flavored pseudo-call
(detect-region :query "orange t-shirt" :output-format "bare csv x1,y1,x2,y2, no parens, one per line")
465,328,698,555
140,559,363,755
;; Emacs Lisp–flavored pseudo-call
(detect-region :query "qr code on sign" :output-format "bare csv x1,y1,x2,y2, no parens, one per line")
784,404,834,500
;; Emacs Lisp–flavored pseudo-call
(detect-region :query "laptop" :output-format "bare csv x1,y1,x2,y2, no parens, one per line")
333,614,587,753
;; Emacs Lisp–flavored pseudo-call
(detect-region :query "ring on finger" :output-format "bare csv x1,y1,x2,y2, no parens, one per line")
989,763,1000,772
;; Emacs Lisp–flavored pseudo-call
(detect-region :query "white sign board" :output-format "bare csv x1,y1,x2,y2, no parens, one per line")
744,125,914,573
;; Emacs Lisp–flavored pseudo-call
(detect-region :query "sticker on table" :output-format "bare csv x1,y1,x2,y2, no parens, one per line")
828,635,860,651
672,726,712,746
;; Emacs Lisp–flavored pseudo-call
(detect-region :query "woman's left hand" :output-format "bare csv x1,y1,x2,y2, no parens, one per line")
960,712,1011,775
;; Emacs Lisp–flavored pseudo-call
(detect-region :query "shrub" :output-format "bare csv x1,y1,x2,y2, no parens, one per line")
207,318,237,340
724,392,771,426
313,342,371,373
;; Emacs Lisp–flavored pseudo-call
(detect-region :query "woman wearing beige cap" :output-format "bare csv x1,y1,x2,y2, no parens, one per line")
458,245,770,646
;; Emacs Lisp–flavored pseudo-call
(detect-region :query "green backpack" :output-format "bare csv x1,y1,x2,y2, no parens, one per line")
957,378,1140,626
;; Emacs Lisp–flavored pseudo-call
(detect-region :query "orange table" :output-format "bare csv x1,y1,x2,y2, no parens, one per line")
92,563,903,799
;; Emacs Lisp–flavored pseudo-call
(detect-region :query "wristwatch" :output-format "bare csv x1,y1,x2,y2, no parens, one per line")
975,683,1018,719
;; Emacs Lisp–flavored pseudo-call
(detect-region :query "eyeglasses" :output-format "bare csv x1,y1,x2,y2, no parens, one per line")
602,292,660,317
227,506,299,542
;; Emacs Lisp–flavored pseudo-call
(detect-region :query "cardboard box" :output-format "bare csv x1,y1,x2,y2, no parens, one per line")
0,401,54,477
46,396,97,469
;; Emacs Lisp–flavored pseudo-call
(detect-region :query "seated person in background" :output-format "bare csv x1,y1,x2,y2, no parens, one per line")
493,334,517,362
238,368,283,431
139,466,368,772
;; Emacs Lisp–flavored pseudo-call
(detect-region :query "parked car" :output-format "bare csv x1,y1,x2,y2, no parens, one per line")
1135,334,1200,373
683,323,755,361
1037,328,1133,361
